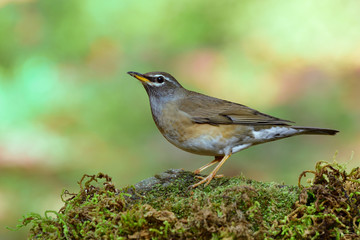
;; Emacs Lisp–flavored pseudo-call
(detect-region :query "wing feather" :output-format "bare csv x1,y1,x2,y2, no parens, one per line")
178,91,293,126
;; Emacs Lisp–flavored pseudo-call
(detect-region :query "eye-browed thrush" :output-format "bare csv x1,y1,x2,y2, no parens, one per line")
127,71,338,188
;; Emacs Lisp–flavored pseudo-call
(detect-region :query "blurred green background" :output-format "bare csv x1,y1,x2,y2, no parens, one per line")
1,0,359,239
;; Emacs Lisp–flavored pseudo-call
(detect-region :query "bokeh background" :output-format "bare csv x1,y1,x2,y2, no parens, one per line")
1,0,359,239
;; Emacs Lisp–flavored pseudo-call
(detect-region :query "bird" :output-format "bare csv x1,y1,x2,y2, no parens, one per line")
127,71,339,188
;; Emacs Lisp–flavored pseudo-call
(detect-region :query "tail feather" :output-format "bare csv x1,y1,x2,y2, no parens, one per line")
293,126,339,136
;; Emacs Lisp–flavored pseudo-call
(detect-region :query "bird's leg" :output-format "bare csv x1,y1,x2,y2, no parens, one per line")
191,154,231,188
193,156,223,175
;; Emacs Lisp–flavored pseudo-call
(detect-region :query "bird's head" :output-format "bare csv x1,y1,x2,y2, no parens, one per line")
127,71,183,97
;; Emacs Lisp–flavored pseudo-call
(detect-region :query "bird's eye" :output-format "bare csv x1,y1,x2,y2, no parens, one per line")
156,76,164,83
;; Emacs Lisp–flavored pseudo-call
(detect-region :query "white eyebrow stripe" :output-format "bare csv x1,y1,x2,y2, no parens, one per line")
147,81,165,87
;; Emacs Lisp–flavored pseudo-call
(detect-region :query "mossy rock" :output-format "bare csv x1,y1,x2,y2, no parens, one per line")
17,161,360,239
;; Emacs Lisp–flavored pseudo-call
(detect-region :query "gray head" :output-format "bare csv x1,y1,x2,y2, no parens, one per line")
127,71,183,98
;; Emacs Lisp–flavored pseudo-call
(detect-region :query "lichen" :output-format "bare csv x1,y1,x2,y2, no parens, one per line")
14,161,360,239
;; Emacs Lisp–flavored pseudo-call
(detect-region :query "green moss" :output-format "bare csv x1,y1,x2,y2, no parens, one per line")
14,161,360,239
278,161,360,239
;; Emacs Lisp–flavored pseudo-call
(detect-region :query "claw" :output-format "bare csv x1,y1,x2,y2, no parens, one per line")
191,173,226,188
190,154,231,188
195,174,224,180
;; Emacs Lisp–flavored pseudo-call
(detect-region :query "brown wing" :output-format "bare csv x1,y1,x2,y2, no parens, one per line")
178,91,293,126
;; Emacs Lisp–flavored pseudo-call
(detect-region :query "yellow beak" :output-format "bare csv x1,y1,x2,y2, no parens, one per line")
127,71,151,83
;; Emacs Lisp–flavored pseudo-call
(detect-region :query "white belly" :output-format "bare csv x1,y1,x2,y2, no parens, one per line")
170,131,252,156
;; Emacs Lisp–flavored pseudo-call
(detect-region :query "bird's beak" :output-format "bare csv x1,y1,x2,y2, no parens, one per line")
127,71,151,83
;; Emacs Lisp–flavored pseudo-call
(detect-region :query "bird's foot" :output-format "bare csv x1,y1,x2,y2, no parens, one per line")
195,174,224,180
191,174,224,188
